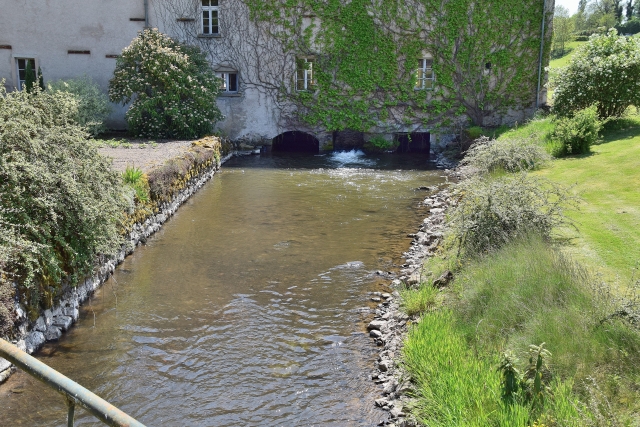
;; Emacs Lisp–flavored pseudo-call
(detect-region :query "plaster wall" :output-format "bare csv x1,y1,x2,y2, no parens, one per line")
0,0,145,127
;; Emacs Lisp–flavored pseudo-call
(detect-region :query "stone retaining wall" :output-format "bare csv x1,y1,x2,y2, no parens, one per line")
0,152,236,383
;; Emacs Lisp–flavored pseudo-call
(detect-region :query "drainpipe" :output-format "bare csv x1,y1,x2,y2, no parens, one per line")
144,0,149,28
536,0,548,109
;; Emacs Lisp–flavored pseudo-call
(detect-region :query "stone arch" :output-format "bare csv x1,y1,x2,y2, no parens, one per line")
271,131,320,153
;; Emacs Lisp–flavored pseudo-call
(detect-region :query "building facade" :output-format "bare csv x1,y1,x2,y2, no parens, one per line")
0,0,554,150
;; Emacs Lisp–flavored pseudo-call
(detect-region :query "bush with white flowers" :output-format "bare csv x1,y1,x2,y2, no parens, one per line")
551,29,640,119
109,28,223,138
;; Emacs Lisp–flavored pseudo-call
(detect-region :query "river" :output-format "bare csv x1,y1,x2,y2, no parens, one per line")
0,151,445,426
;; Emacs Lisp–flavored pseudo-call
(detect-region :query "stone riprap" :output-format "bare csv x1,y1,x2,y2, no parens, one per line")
0,152,237,383
368,183,455,427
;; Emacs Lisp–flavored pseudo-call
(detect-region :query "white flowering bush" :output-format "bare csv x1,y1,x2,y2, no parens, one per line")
551,29,640,119
48,75,112,136
0,83,126,328
109,28,223,138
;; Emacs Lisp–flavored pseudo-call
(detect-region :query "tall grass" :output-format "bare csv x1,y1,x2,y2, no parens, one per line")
402,234,640,425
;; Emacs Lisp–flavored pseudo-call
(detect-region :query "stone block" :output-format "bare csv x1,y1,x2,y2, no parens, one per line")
44,326,62,341
25,331,45,353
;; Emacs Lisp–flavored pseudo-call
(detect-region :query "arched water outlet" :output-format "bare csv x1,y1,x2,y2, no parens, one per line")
395,132,431,153
272,131,320,153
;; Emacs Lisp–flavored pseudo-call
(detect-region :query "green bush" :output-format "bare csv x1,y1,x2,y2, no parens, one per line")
462,135,551,175
549,105,602,157
109,28,223,139
551,29,640,119
446,174,575,255
0,83,126,327
48,76,112,136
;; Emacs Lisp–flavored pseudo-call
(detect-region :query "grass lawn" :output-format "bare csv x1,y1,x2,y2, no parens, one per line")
535,116,640,283
549,40,586,69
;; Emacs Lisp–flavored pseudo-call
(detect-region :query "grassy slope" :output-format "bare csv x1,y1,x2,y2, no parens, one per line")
536,117,640,283
549,41,586,69
402,116,640,426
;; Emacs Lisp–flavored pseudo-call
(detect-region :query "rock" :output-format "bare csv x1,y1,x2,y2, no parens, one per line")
429,207,444,214
367,320,386,331
371,297,382,302
44,309,53,326
390,406,405,419
381,293,392,300
53,315,73,331
25,331,45,353
405,273,421,286
0,357,11,373
44,326,62,341
378,359,392,372
64,307,79,321
375,398,390,407
370,329,383,338
34,317,47,332
433,270,454,288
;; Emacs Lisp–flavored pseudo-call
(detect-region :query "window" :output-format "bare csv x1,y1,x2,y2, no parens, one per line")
296,58,315,91
16,58,36,91
217,72,238,93
415,58,434,90
201,0,219,35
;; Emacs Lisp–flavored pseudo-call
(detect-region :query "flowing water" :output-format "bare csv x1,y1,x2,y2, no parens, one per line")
0,151,445,426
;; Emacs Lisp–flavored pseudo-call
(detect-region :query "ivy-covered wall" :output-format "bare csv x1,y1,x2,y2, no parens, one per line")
243,0,554,131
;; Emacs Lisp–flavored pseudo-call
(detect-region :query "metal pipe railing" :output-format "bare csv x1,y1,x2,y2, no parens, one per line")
0,339,146,427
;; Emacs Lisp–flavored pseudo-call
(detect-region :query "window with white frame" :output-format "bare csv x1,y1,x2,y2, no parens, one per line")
16,58,36,91
415,58,434,90
201,0,219,35
217,71,238,93
296,57,315,91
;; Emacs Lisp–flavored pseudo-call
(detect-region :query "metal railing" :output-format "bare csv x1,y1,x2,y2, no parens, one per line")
0,338,146,427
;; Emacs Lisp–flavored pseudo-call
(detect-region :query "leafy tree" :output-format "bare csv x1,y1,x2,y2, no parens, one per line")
552,6,575,56
551,29,640,118
37,67,44,90
23,61,36,93
109,28,223,139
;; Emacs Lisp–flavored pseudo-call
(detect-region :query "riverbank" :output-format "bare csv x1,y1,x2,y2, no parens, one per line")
393,116,640,426
0,138,238,383
366,175,458,426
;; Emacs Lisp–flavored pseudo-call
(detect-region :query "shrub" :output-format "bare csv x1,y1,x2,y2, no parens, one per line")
461,135,551,175
446,174,575,255
551,29,640,119
48,76,112,136
549,105,602,157
0,83,126,326
109,28,223,139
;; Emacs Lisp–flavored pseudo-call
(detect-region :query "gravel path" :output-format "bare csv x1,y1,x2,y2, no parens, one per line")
98,140,194,172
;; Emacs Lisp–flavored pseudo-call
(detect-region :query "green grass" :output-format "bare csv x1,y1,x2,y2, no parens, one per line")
400,283,439,316
403,236,640,425
549,41,587,70
536,114,640,282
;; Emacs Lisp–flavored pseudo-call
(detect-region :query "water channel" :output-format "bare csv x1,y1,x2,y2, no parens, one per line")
0,151,445,426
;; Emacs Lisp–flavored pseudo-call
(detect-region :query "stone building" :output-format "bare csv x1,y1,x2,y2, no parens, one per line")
0,0,553,152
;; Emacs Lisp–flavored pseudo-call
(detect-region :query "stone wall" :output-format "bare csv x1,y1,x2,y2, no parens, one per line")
0,152,234,383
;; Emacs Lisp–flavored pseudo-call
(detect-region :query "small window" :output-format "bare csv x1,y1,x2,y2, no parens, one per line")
217,72,238,92
296,58,315,91
415,58,434,90
202,0,219,35
16,58,36,91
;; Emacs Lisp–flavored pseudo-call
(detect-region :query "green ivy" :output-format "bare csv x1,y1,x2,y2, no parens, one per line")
245,0,551,130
